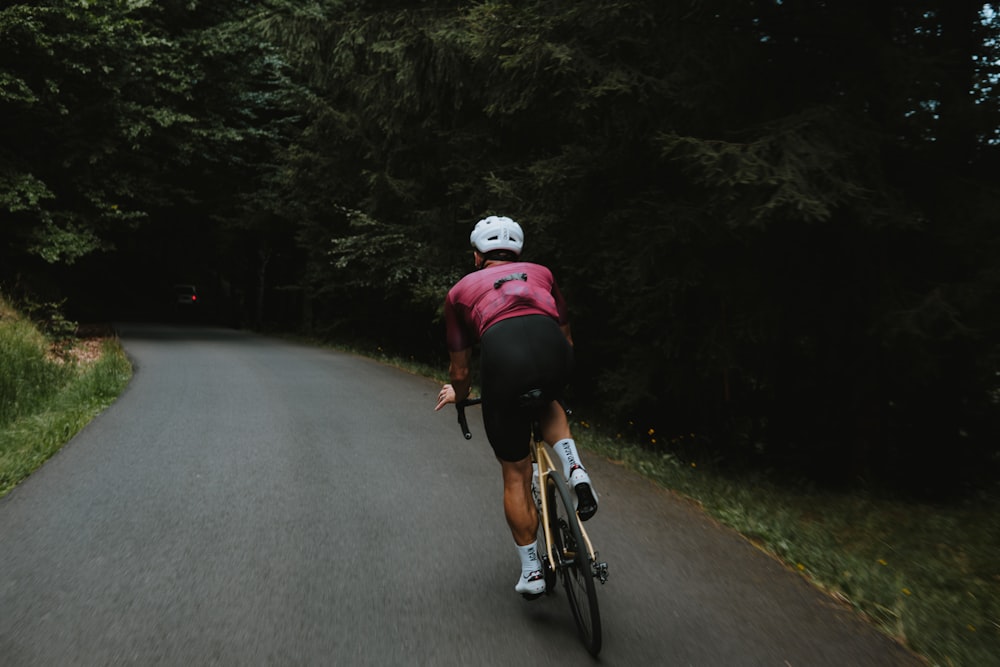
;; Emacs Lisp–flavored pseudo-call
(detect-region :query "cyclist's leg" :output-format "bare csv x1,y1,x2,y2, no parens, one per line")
500,455,546,595
539,402,599,521
500,454,538,546
540,399,572,443
498,452,546,595
480,328,545,594
542,414,598,521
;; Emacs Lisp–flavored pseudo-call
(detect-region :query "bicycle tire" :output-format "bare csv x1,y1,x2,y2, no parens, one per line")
545,473,602,656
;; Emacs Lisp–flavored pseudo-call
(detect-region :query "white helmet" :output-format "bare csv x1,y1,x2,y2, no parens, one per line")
470,216,524,255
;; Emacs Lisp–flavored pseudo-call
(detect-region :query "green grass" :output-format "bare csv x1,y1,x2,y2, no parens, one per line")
0,299,132,498
0,313,74,427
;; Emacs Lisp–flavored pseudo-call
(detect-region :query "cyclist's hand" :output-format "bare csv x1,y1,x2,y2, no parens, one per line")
434,384,457,411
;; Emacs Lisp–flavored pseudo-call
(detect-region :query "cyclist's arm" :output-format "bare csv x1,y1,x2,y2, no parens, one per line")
551,278,573,346
435,347,472,411
560,323,574,347
448,347,472,396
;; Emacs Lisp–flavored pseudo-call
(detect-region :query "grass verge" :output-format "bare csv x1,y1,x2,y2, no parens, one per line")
579,428,998,667
0,299,132,498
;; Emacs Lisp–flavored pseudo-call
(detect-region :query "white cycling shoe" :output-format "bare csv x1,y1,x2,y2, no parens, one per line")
515,569,546,597
569,465,599,522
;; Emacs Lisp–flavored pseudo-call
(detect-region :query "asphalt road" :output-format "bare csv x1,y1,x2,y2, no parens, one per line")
0,324,923,666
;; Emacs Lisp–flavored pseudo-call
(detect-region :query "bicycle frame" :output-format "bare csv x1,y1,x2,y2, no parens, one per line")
532,438,599,574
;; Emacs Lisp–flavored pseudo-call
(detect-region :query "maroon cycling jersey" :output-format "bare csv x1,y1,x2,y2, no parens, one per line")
444,261,569,351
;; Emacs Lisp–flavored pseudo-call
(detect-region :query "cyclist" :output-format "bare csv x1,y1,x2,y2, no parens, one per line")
434,215,598,597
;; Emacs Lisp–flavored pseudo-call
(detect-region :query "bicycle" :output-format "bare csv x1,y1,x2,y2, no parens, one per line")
456,396,609,656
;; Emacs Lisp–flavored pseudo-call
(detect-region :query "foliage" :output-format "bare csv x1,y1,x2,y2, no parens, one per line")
0,1,184,266
0,0,300,321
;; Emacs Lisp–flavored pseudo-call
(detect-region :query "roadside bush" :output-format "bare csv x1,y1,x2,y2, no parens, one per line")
0,302,73,427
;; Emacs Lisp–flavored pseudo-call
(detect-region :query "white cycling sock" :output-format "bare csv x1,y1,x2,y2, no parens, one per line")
517,541,541,574
552,438,583,480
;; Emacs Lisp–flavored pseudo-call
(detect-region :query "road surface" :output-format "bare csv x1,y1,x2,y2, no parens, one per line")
0,324,922,665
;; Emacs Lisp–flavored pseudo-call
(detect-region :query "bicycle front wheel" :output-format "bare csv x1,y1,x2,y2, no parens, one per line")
545,473,602,656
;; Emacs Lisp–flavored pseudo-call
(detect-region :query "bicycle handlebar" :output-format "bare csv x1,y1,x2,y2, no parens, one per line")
456,398,483,439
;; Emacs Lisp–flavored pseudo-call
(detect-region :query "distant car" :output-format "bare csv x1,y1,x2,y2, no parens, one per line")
173,284,198,307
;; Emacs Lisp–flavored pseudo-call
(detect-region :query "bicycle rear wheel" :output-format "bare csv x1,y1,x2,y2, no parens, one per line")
545,473,602,656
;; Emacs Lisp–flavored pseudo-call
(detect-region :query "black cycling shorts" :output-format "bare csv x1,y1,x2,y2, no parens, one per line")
479,314,573,462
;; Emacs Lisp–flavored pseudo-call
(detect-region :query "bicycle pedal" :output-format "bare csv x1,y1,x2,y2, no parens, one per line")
594,561,609,584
